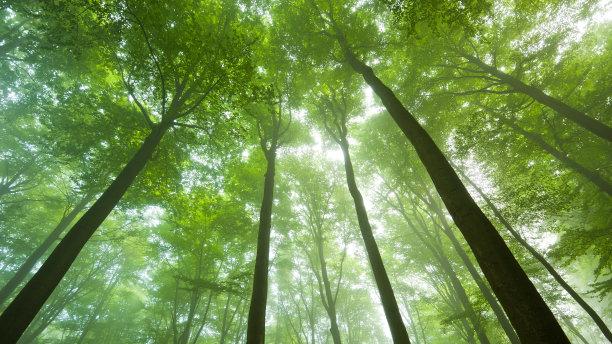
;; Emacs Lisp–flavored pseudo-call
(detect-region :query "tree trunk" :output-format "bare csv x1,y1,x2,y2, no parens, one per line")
401,297,421,344
501,117,612,196
232,301,248,344
463,53,612,142
560,316,590,344
338,140,411,344
75,271,120,344
435,244,491,344
246,150,277,344
190,290,214,344
396,170,516,341
458,168,612,342
336,35,569,343
0,191,95,307
220,295,232,344
400,204,489,344
313,230,342,344
0,122,170,343
414,305,427,344
425,201,520,344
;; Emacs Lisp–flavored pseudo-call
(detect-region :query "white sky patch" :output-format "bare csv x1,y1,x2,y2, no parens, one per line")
142,205,164,227
292,108,307,122
361,86,384,118
573,0,612,39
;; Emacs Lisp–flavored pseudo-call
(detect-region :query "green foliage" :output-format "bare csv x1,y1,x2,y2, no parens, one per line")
0,0,610,343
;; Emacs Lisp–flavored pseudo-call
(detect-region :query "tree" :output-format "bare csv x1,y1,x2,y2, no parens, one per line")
246,84,292,343
314,80,411,343
300,1,571,341
0,1,254,340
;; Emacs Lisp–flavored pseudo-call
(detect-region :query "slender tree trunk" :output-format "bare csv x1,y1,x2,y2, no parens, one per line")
501,117,612,196
75,271,120,344
0,122,171,343
401,298,421,344
427,268,475,344
425,201,520,344
435,244,491,344
0,191,95,307
402,205,489,344
246,149,277,344
313,232,342,344
232,301,247,344
220,295,232,344
463,53,612,142
178,240,206,344
560,316,590,344
458,168,612,342
335,33,569,343
338,140,411,344
177,287,201,344
398,178,518,343
414,305,427,344
190,290,214,344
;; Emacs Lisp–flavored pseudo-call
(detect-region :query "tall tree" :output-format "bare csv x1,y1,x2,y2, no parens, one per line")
299,2,571,341
284,159,347,344
315,82,411,343
0,190,95,307
0,1,254,340
455,165,612,342
246,85,292,343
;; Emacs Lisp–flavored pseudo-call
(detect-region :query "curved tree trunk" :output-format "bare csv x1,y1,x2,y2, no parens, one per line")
500,117,612,196
338,139,411,343
312,230,342,344
334,32,569,343
458,168,612,342
246,150,277,344
0,191,95,307
463,53,612,142
398,201,489,344
0,122,171,343
436,247,491,344
422,198,519,344
395,192,519,344
75,270,120,344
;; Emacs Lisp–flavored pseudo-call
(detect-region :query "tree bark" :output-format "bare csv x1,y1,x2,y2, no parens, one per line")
500,117,612,196
220,295,232,344
338,139,411,344
246,150,277,344
0,191,95,307
458,168,612,342
335,35,569,343
401,299,420,344
425,201,520,344
435,244,490,344
0,122,170,343
399,202,488,344
463,53,612,142
75,271,120,344
311,229,342,344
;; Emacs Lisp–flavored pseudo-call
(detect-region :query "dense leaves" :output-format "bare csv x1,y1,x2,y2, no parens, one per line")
0,0,610,343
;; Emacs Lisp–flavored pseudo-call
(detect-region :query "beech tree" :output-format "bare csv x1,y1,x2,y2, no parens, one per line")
0,0,610,343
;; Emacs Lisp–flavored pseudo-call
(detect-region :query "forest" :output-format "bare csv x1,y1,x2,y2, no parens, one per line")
0,0,610,343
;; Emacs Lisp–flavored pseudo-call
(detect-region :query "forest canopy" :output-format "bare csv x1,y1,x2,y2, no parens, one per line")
0,0,610,343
